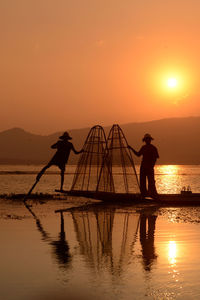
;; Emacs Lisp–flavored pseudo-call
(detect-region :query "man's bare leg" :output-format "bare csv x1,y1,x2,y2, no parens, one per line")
36,164,51,181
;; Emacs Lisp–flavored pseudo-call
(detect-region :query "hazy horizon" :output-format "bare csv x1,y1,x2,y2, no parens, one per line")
1,115,199,135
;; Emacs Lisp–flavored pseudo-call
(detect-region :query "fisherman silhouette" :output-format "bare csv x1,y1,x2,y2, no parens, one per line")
36,131,83,191
129,133,159,199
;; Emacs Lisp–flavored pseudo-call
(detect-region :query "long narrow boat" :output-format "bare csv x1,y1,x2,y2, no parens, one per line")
55,189,200,206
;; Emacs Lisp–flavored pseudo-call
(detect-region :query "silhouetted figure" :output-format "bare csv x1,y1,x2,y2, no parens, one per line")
129,133,159,198
36,131,83,191
140,212,157,271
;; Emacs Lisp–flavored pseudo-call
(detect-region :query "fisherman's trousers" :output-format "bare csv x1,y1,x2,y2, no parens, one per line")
140,164,158,197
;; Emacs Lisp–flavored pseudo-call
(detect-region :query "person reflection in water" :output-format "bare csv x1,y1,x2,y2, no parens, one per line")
50,212,71,267
25,203,71,269
129,133,159,199
36,131,83,192
140,211,157,271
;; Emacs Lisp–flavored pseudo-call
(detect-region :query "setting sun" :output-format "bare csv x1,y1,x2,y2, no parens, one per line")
150,65,194,104
167,78,178,88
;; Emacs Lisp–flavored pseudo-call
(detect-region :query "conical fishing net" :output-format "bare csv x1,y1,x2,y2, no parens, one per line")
97,124,140,193
71,125,113,191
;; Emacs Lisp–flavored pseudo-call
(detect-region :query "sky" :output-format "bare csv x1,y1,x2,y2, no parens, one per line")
1,0,200,134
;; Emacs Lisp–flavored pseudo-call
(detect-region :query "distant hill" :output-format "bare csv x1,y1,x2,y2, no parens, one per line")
0,127,90,165
0,116,200,165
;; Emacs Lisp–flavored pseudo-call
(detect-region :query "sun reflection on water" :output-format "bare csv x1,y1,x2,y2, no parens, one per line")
158,165,180,175
168,241,177,265
167,240,181,286
156,165,182,194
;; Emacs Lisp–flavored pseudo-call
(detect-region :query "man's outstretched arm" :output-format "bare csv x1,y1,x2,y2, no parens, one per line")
128,145,142,157
71,145,84,154
51,142,59,149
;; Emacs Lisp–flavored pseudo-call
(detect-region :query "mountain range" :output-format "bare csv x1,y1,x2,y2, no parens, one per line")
0,116,200,165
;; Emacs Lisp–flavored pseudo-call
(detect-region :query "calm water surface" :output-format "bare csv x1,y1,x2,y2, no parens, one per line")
1,164,200,299
1,199,200,300
0,164,200,194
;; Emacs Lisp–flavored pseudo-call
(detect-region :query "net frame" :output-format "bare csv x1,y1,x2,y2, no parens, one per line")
70,125,113,192
97,124,140,194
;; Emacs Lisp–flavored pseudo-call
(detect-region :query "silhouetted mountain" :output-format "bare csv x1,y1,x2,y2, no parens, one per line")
0,127,90,164
0,117,200,164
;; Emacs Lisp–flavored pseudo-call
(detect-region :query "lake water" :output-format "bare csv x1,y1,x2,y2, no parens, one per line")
1,199,200,300
0,165,200,194
1,164,200,299
0,164,200,194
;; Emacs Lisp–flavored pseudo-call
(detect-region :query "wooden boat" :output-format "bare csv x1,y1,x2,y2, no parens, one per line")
55,189,200,206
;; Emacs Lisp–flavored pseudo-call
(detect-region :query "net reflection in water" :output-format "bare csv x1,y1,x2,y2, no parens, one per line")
71,209,140,276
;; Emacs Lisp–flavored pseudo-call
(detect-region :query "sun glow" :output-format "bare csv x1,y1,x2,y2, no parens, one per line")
167,78,178,88
151,65,193,103
162,73,182,93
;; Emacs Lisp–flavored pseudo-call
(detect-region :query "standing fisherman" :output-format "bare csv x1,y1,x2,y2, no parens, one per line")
36,131,83,192
129,134,159,199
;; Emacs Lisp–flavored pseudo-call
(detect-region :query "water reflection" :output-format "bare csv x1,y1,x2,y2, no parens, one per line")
67,205,158,275
24,203,71,269
140,211,157,271
25,203,158,276
9,202,200,299
168,241,177,265
71,208,137,276
50,212,71,267
158,165,179,175
168,240,181,285
156,165,181,193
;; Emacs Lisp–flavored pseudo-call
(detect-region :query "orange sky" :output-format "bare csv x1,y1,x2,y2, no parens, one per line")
1,0,200,134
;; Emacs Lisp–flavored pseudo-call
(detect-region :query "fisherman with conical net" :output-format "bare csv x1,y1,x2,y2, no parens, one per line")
129,133,159,199
36,132,83,192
